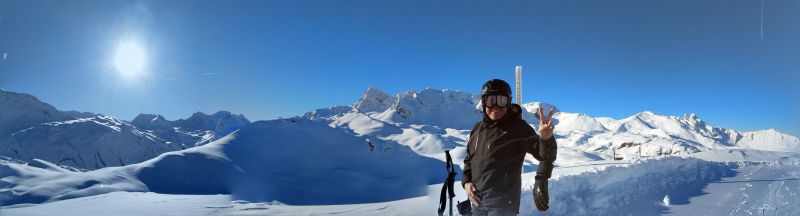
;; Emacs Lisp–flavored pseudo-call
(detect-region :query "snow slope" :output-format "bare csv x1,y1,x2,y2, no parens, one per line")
4,150,798,216
666,158,800,215
0,117,448,206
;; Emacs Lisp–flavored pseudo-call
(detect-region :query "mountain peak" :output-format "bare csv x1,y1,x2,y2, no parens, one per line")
0,89,74,135
370,88,481,130
186,111,249,123
353,87,394,113
737,128,800,152
131,113,172,131
522,102,560,116
214,110,232,116
132,113,164,122
635,111,657,116
189,111,209,119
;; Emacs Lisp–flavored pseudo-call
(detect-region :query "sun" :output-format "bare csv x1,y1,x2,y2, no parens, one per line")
114,40,147,78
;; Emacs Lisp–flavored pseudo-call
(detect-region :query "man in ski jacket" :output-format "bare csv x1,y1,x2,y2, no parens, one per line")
462,79,557,215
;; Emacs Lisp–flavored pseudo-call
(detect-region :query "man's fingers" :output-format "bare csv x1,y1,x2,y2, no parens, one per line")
469,186,481,202
469,193,480,206
536,192,548,211
538,108,545,124
547,107,556,122
535,192,545,210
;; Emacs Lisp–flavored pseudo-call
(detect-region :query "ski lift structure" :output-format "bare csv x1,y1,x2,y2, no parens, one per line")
611,143,647,160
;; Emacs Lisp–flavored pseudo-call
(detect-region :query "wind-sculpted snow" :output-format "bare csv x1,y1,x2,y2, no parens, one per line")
0,118,450,206
519,157,738,215
224,118,447,204
0,157,147,206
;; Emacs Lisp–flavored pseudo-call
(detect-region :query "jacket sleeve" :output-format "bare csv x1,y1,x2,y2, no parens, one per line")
461,123,480,188
523,124,558,179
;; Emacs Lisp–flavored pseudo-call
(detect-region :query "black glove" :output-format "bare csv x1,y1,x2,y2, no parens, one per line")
533,176,549,211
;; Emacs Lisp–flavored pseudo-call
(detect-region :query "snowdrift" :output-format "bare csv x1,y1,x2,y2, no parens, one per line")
519,157,737,215
221,118,447,204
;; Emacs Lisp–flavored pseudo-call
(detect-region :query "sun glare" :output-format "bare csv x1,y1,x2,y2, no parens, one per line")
114,40,147,78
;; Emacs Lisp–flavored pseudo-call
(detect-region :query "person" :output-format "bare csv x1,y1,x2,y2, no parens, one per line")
368,140,375,151
462,79,557,215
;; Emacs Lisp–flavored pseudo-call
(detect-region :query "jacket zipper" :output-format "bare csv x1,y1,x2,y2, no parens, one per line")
473,130,480,151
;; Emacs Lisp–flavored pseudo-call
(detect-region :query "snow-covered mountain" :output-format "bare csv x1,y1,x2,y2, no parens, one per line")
62,110,102,119
0,90,181,170
306,87,800,164
0,89,73,136
304,87,483,161
0,89,248,170
130,111,250,147
560,111,800,157
0,115,181,170
736,129,800,152
329,87,483,130
352,87,394,113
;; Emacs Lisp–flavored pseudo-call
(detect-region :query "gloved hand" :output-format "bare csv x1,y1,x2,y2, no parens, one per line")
533,176,549,211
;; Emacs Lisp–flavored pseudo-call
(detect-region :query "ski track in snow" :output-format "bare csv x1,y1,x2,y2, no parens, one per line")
666,163,800,216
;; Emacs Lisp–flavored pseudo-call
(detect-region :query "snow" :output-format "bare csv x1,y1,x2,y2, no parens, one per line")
315,88,800,163
131,111,251,147
0,89,73,136
736,129,800,152
370,88,483,130
1,87,799,215
5,150,798,216
0,117,447,207
352,87,394,113
553,112,607,133
0,115,180,170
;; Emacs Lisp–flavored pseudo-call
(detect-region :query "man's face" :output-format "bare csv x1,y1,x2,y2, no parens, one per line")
482,94,509,120
485,106,507,120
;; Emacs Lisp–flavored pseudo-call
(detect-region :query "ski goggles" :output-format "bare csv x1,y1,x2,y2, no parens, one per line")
482,95,509,108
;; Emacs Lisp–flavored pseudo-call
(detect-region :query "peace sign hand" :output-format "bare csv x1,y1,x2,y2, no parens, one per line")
538,107,556,140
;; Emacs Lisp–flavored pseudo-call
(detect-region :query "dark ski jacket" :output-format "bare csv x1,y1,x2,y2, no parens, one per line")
462,104,557,211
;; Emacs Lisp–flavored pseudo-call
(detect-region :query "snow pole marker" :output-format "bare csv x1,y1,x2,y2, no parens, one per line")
515,66,522,105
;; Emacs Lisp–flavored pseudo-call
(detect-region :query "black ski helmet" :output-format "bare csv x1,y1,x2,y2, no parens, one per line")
481,79,512,97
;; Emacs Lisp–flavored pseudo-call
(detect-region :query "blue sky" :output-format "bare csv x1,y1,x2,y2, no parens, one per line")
0,0,798,136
